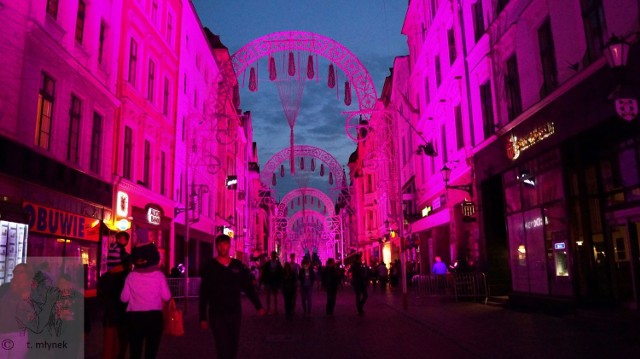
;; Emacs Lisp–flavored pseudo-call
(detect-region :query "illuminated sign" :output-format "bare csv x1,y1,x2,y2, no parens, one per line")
223,227,234,238
524,217,544,229
421,206,432,217
506,122,555,160
23,202,99,242
226,176,238,190
145,204,162,226
554,242,566,250
116,191,129,217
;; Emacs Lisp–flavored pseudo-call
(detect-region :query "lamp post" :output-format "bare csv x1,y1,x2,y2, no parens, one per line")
441,164,474,197
604,34,638,122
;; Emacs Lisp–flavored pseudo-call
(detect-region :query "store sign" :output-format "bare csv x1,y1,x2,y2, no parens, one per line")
22,202,99,242
145,204,162,226
421,206,432,217
116,191,129,217
506,122,555,160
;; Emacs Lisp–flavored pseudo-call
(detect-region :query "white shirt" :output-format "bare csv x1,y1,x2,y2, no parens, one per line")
121,270,171,311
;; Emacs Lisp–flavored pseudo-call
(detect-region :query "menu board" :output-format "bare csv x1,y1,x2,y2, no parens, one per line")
0,220,29,285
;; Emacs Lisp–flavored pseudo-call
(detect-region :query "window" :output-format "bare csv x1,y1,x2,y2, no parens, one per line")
441,126,448,164
472,1,485,42
183,74,187,94
68,95,81,164
163,77,169,116
580,0,606,66
46,0,59,19
143,140,151,188
151,0,158,24
497,0,509,14
504,55,522,121
480,81,495,139
538,19,558,98
128,39,138,85
167,13,173,45
36,73,55,150
147,59,155,102
455,105,464,150
193,89,198,108
123,126,133,179
160,151,166,196
424,77,430,105
448,29,457,65
90,112,102,174
181,116,185,142
75,0,86,44
435,55,442,88
98,21,106,64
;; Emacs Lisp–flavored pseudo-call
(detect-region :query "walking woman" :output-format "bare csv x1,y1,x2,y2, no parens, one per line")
120,228,171,359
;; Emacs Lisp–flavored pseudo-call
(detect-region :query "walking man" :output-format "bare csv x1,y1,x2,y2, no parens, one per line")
200,234,266,359
348,254,368,316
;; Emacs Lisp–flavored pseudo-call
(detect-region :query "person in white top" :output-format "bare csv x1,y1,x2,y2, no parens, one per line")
120,227,171,359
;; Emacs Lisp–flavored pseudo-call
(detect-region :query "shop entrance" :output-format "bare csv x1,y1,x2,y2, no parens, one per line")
606,213,640,308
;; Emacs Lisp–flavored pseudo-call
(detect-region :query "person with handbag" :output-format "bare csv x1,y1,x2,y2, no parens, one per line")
120,227,171,359
199,234,266,359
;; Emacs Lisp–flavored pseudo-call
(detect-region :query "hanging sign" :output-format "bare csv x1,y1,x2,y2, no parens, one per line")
22,202,99,242
145,204,163,226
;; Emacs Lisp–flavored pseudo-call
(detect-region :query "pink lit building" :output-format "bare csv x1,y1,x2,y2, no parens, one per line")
0,0,124,293
113,0,182,270
400,0,640,311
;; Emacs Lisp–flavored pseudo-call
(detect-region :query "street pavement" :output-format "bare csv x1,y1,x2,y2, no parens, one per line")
86,286,640,359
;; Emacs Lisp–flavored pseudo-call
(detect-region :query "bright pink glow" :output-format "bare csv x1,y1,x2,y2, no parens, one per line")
278,187,336,216
260,145,344,189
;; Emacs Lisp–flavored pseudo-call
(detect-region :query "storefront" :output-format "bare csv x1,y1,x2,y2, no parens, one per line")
474,54,640,310
0,201,29,285
132,204,171,271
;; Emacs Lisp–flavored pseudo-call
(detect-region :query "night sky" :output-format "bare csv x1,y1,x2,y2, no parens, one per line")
191,0,408,198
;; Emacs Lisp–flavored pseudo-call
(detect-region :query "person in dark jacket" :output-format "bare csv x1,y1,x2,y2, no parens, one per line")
321,258,341,315
199,235,266,359
298,258,316,316
348,254,368,316
260,251,283,314
97,258,130,359
281,262,297,319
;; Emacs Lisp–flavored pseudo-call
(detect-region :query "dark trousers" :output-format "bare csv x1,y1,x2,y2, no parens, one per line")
325,288,338,314
210,314,242,359
353,286,368,314
127,311,163,359
283,287,296,317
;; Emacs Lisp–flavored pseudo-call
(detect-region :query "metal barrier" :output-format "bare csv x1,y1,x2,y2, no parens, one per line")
167,277,201,298
411,273,489,304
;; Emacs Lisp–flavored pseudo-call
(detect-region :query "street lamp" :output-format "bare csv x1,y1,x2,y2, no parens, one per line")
604,34,638,122
604,34,630,69
440,164,473,197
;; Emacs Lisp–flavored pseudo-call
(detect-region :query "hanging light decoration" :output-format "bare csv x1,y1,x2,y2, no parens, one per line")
310,158,316,171
272,173,276,186
280,164,285,177
344,81,352,106
297,197,301,206
300,156,305,170
288,51,296,76
269,56,277,81
248,67,257,92
328,63,336,88
307,55,314,80
329,172,334,185
320,164,325,176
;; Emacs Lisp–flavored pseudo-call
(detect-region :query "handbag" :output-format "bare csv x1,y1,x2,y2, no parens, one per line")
163,298,184,336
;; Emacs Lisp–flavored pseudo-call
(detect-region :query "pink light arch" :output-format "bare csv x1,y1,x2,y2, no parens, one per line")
278,187,336,216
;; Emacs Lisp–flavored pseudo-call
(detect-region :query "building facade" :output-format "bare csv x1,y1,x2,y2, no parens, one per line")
399,0,640,310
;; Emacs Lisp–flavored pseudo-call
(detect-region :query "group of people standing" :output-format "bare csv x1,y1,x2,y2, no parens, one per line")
257,251,345,319
98,227,172,359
